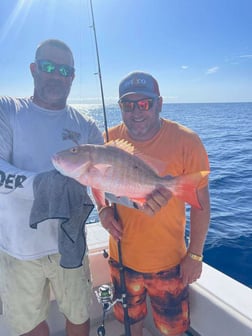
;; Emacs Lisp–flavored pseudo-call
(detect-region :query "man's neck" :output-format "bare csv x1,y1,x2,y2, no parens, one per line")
31,95,66,110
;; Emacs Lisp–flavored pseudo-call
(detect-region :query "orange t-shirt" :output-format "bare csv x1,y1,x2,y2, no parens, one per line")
107,118,209,273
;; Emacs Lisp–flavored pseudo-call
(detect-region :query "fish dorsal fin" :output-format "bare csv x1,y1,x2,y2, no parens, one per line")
106,139,135,154
106,139,166,175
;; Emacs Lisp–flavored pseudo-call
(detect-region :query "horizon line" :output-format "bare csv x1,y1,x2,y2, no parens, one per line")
69,100,252,105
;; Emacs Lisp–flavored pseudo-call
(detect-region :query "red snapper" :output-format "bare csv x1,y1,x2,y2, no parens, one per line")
52,140,209,209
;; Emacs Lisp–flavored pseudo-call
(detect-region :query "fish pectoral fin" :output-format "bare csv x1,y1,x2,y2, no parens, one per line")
91,188,106,207
92,163,112,176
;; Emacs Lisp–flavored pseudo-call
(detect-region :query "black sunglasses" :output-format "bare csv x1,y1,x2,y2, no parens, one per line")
36,59,75,77
119,98,156,112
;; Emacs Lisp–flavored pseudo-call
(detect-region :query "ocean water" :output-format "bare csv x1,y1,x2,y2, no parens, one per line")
73,102,252,288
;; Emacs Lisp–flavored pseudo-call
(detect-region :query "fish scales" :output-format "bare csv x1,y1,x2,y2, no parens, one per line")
89,145,164,197
52,142,209,209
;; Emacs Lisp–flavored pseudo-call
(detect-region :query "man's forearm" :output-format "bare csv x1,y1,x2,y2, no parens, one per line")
188,186,210,256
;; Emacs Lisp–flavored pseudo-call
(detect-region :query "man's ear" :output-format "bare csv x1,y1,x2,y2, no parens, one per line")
30,62,36,77
157,96,163,113
71,73,75,83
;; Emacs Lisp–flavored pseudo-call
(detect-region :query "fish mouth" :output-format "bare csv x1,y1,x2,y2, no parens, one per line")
51,154,71,174
51,154,61,167
51,154,58,165
51,155,65,174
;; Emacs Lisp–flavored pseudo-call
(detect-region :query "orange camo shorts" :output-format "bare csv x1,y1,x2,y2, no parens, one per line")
109,259,190,336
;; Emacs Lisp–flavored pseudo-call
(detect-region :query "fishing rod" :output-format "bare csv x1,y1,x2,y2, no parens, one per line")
89,1,131,335
89,0,109,142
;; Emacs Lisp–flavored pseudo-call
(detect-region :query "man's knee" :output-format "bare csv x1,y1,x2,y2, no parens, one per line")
21,320,49,336
66,318,90,336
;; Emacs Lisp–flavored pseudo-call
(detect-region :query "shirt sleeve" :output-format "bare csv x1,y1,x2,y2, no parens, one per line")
183,133,210,188
0,101,36,199
0,158,36,199
0,102,13,162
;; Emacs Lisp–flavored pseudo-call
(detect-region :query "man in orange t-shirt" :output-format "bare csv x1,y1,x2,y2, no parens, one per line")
98,71,210,336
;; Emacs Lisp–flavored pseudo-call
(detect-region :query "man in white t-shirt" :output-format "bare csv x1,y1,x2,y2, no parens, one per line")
0,39,103,336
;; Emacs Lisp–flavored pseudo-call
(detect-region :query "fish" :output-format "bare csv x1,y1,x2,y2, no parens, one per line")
52,140,209,209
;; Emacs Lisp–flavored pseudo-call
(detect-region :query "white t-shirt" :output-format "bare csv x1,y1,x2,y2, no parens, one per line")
0,96,103,260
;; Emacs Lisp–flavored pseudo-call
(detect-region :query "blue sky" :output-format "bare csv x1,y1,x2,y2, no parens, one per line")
0,0,252,104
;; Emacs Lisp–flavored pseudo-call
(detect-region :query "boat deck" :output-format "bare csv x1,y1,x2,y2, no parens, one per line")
1,222,252,335
50,302,188,336
46,222,190,336
48,300,154,336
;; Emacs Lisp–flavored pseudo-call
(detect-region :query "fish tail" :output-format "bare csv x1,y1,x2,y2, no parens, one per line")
170,171,209,209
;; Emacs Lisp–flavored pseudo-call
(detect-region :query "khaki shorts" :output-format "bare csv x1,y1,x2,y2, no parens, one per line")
109,258,190,336
0,251,92,335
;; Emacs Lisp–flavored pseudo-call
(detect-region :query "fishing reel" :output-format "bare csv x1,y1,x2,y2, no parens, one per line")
95,284,123,335
95,284,114,312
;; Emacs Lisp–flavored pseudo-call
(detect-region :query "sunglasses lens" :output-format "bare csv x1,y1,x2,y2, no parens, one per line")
120,98,154,112
137,99,152,111
58,65,73,77
120,101,135,112
39,61,55,73
36,60,74,77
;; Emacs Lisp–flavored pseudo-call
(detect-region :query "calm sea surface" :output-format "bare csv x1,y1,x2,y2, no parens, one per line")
73,102,252,288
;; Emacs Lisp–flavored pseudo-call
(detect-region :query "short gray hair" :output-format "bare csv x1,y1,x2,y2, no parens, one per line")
35,39,74,62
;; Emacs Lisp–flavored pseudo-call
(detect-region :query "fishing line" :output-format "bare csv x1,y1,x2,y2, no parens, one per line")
89,0,109,141
89,1,131,335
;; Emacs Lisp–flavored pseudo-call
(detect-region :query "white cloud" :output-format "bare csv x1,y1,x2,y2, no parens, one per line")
167,95,178,100
181,65,189,70
239,54,252,58
206,66,219,75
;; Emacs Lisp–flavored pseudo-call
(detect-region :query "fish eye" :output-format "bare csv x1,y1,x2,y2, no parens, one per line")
70,147,79,153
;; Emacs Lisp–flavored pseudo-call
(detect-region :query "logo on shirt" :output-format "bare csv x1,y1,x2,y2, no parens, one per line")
0,170,27,190
62,129,81,146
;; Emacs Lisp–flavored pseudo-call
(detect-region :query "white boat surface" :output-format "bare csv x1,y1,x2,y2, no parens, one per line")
1,222,252,336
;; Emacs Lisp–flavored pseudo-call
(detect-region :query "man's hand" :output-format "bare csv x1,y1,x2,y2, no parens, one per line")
141,185,172,216
179,254,203,285
98,206,123,241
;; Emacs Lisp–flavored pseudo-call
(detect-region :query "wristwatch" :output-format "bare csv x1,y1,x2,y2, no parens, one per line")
187,252,203,262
